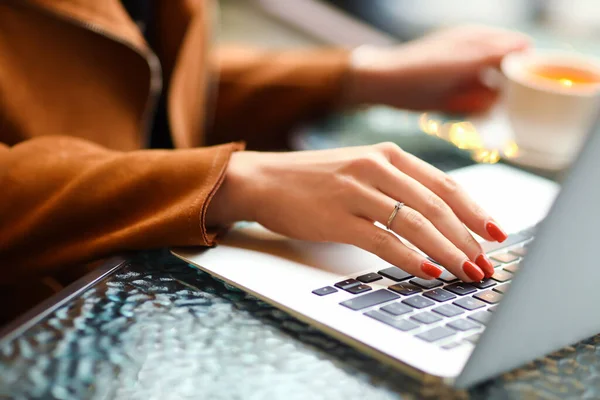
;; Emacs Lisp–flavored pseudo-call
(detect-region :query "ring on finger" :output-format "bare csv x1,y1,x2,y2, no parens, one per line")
386,201,405,231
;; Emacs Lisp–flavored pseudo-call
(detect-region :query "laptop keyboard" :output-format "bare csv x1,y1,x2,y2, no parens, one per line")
311,225,536,349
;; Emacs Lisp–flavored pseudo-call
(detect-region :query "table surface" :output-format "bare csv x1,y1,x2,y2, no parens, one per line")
2,249,600,400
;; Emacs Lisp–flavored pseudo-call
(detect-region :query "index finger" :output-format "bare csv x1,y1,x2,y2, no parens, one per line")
389,150,508,243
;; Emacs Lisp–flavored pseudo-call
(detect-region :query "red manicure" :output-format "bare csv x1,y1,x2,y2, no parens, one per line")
486,220,508,243
463,260,485,282
421,261,443,279
475,254,495,278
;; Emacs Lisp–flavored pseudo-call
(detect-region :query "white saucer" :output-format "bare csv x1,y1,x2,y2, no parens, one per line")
468,106,572,172
503,147,572,172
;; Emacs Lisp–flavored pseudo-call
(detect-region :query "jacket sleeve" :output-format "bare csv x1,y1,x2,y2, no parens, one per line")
208,46,350,150
0,136,244,283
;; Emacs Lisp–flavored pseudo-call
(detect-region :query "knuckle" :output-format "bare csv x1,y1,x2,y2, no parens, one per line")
370,230,393,255
463,231,480,251
402,209,426,232
425,194,450,219
471,203,488,222
376,141,401,156
351,153,385,172
436,243,463,263
437,174,459,196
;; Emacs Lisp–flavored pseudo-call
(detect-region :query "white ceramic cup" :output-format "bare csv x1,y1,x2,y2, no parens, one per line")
500,50,600,169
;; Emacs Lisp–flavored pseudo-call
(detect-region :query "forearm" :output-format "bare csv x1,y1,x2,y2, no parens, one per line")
208,46,350,150
0,136,243,282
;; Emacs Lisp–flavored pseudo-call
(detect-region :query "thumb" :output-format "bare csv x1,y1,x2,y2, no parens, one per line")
478,34,531,68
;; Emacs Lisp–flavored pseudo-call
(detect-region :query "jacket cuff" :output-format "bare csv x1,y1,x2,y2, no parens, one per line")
196,141,246,246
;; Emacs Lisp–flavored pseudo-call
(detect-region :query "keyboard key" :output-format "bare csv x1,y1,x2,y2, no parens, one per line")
469,310,492,325
411,311,442,324
453,297,486,311
442,341,462,350
493,283,510,294
388,282,422,296
433,304,465,318
492,260,503,268
465,333,481,344
340,289,399,311
510,246,527,257
481,232,530,254
409,278,443,289
445,283,476,296
423,288,456,302
381,302,412,316
417,326,456,343
474,290,503,304
491,269,512,282
438,270,458,283
335,279,360,290
488,305,498,312
357,272,382,283
312,286,337,296
378,267,412,282
491,252,520,264
365,310,419,332
471,279,496,289
346,284,372,295
503,262,519,273
402,295,435,309
448,318,480,331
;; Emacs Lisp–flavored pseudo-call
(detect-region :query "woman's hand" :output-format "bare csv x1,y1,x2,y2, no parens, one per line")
344,25,531,113
207,143,508,282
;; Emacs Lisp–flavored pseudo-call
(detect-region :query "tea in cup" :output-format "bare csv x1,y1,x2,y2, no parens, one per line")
500,50,600,169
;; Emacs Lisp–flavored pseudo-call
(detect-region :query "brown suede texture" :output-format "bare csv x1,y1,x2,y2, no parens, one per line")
0,0,349,323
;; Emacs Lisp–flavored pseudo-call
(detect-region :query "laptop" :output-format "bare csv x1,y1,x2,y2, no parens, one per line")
173,119,600,387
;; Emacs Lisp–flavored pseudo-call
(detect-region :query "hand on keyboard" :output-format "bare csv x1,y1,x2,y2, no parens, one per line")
318,235,532,348
209,143,508,282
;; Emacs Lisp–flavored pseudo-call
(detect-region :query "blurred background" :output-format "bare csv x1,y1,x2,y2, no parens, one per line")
220,0,600,48
218,0,600,171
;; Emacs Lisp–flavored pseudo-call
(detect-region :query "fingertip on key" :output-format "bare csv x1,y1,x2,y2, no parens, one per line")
421,261,443,279
463,260,485,282
475,254,495,278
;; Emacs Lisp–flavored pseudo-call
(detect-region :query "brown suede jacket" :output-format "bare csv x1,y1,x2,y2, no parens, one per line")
0,0,349,314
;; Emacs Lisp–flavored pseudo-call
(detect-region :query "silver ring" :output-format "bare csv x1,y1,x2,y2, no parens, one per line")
386,202,404,231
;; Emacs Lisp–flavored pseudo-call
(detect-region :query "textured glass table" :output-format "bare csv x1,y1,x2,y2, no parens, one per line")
1,249,600,400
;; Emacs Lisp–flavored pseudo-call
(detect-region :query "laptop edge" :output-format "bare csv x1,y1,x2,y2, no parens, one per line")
456,115,600,387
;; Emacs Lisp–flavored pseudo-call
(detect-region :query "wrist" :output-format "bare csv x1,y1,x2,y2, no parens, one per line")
343,45,394,107
342,44,422,109
205,151,259,227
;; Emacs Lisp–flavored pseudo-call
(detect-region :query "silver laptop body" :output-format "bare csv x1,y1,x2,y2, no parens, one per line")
174,120,599,387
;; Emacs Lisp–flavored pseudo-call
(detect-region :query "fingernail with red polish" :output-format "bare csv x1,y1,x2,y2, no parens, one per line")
421,261,443,279
486,220,508,243
463,260,485,282
476,254,495,278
